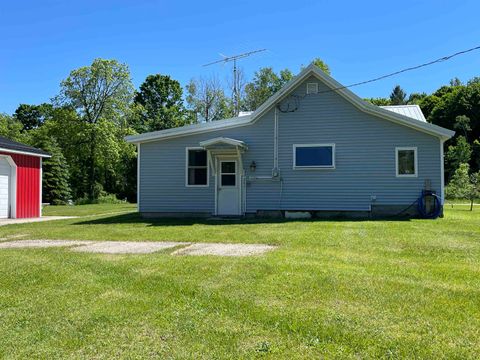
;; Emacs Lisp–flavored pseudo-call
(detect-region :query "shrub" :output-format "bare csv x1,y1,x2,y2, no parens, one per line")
74,192,125,205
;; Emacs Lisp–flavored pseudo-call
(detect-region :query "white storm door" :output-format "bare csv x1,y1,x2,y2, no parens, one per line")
217,160,240,215
0,159,10,218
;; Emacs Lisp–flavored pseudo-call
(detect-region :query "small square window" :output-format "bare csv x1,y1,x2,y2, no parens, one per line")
396,147,417,177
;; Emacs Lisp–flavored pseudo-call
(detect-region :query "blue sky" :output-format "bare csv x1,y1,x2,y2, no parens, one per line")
1,0,479,114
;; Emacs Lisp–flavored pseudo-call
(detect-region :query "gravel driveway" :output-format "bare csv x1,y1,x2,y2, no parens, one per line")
0,240,276,256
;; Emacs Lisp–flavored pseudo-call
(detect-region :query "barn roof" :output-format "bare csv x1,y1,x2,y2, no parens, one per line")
0,136,51,157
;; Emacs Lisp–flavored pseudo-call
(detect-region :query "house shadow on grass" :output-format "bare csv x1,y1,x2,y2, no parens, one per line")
74,212,413,227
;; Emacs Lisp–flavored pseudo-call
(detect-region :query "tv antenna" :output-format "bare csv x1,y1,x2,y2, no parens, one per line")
203,48,267,116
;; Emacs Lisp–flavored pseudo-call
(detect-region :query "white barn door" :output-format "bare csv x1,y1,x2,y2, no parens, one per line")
0,158,11,218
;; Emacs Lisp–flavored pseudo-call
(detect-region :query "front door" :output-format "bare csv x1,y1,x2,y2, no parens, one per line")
217,160,240,215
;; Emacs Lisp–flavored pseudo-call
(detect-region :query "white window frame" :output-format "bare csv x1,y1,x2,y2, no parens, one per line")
293,143,336,170
185,147,209,187
395,146,418,178
306,82,318,94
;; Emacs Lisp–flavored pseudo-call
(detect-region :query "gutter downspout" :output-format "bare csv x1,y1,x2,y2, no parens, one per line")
274,107,279,171
137,143,140,213
440,139,445,206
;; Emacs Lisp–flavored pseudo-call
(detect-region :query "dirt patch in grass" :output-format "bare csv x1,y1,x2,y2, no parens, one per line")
0,240,92,248
172,243,277,257
0,240,276,256
72,241,188,254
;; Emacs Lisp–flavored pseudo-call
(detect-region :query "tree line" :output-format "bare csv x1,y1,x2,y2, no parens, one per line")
0,57,478,205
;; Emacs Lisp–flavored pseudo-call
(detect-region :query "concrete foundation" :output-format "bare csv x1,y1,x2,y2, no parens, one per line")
140,204,443,220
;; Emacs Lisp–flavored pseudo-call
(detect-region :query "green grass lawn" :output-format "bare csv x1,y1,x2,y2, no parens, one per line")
0,205,479,358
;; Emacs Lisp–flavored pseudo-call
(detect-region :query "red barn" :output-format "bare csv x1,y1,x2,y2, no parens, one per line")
0,136,50,219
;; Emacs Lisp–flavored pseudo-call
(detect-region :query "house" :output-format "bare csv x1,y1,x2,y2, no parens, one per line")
126,64,455,218
0,136,50,218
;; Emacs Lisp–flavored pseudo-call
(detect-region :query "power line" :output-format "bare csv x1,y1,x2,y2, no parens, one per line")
323,44,480,93
277,44,480,113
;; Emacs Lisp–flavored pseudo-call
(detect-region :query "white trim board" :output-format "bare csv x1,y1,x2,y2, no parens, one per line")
440,140,445,205
0,147,51,158
39,158,42,217
126,64,455,145
137,143,141,212
0,155,17,219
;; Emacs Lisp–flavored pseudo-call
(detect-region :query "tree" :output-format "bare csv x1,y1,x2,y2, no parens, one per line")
454,115,471,139
389,85,407,105
445,136,472,179
446,163,480,211
407,92,427,105
364,97,391,106
418,95,441,119
13,103,53,131
446,163,471,200
473,139,480,172
470,171,480,210
0,114,23,141
30,128,71,204
311,58,330,74
54,58,134,200
243,67,293,111
450,77,462,87
134,74,187,132
185,76,233,122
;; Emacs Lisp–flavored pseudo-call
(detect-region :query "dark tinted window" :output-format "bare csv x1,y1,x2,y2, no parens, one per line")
188,150,207,167
221,161,235,173
221,174,236,186
187,149,208,185
295,146,333,167
398,150,415,175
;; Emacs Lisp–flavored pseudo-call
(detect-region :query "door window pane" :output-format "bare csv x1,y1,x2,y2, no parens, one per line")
221,174,236,186
221,161,235,173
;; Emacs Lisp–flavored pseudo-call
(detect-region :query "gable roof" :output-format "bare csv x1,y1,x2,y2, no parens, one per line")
126,64,455,144
0,136,51,157
380,105,427,122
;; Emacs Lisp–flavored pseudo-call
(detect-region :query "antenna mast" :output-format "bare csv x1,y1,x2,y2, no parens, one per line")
203,48,266,116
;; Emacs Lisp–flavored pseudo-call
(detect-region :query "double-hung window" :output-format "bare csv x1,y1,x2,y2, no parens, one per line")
293,144,335,169
396,147,417,177
186,148,208,186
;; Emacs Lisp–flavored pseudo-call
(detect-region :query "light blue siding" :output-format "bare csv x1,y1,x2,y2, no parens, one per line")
139,76,441,214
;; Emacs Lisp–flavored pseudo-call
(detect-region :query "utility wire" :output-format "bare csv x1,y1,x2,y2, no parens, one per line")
318,44,480,94
277,44,480,112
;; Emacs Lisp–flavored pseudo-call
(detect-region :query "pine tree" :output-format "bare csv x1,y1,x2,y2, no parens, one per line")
42,143,72,204
390,85,407,105
30,130,72,204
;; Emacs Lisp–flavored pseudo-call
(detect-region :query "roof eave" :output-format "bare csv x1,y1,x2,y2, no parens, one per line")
125,64,455,143
276,65,455,140
125,116,252,144
0,147,51,158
